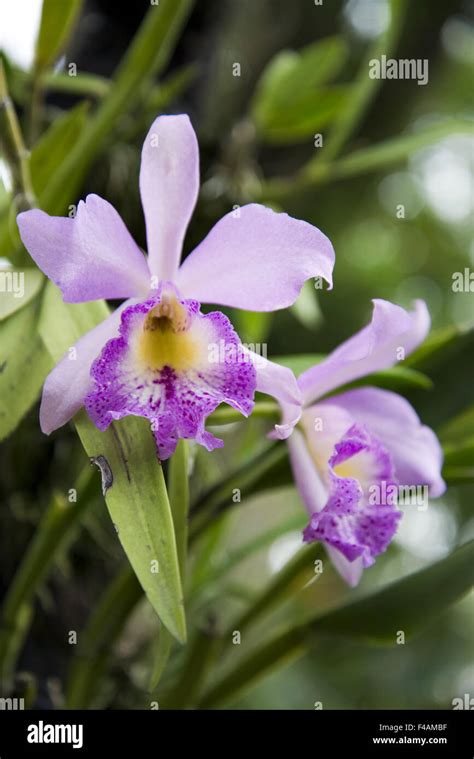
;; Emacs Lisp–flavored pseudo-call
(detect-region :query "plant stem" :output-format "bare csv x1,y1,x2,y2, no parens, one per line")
199,625,307,709
207,401,279,426
227,543,324,638
189,442,289,543
0,59,36,210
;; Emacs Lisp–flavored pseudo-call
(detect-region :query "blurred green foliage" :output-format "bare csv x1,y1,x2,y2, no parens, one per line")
0,0,472,710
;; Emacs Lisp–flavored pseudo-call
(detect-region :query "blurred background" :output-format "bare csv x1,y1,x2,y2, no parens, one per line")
0,0,473,709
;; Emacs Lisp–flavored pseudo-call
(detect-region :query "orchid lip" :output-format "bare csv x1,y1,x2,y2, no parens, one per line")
84,288,257,459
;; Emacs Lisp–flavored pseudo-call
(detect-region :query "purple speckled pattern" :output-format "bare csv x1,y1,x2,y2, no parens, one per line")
303,423,401,566
84,290,256,460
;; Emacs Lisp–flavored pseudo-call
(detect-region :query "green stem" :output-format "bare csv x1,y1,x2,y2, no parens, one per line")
190,513,306,602
207,401,279,426
0,59,36,210
198,541,474,708
148,440,190,691
28,76,43,146
189,443,289,543
198,625,307,709
0,466,97,691
65,565,142,709
227,543,324,638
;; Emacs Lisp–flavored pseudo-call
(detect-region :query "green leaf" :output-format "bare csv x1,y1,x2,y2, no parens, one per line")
76,413,186,644
310,542,474,642
253,36,347,116
35,0,84,71
30,102,90,197
252,37,349,144
0,294,52,442
39,284,186,644
0,268,44,320
199,541,474,707
41,71,110,99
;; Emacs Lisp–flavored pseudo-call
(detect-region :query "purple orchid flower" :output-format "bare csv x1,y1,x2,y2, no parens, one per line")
17,114,335,459
280,299,446,587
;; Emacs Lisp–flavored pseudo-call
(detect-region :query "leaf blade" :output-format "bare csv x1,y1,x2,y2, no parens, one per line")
39,284,186,644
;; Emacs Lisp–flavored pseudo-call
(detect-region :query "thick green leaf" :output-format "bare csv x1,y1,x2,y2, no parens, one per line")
76,414,186,644
0,294,52,441
0,268,44,320
35,0,83,70
30,102,90,197
39,284,186,644
199,541,474,707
